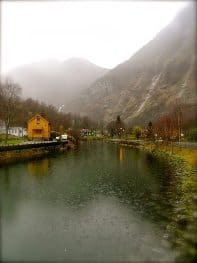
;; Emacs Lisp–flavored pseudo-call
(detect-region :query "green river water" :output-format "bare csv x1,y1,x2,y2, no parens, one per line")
0,142,181,262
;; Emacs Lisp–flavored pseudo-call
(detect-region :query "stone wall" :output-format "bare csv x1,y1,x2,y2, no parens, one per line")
0,145,61,165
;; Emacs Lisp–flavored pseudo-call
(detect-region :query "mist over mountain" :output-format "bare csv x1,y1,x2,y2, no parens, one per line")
5,3,196,126
6,58,109,108
70,3,196,125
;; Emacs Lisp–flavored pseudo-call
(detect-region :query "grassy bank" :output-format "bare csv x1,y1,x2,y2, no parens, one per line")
141,141,197,167
116,139,197,262
148,149,197,262
0,134,27,145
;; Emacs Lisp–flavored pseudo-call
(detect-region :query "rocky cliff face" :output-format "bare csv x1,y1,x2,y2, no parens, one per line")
73,3,196,125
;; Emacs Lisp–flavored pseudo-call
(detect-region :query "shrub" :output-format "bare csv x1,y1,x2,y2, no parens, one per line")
187,128,197,142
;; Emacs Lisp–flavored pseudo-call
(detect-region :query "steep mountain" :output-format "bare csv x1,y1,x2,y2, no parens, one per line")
72,3,196,125
6,58,108,108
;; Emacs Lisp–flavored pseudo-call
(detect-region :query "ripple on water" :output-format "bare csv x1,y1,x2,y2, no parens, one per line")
0,142,178,262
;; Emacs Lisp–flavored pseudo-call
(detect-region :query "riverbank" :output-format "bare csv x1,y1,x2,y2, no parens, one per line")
146,148,197,262
108,138,197,262
139,141,197,168
0,140,75,166
107,138,197,167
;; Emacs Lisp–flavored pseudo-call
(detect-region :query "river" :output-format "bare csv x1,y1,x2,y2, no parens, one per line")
0,141,179,262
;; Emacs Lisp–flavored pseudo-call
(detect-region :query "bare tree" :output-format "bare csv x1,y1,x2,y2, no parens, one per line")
173,99,183,143
0,79,22,143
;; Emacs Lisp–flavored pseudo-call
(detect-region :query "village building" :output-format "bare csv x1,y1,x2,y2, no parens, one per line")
0,120,27,137
27,114,51,140
0,120,6,134
8,127,27,137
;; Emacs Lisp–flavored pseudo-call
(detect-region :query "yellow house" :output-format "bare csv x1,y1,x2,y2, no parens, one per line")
27,114,51,140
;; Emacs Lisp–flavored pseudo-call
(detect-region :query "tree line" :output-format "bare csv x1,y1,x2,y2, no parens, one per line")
0,79,96,142
1,79,196,143
105,101,197,142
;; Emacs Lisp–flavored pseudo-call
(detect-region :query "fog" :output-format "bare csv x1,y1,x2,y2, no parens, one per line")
1,1,187,73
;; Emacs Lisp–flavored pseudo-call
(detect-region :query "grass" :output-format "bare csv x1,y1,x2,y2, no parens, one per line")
136,140,197,261
0,134,27,145
144,142,197,167
169,147,197,167
81,135,105,140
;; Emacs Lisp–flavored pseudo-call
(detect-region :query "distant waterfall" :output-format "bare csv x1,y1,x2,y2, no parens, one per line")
178,57,194,98
137,73,161,113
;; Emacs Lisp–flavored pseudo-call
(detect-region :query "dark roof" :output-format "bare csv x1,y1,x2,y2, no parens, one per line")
28,113,49,123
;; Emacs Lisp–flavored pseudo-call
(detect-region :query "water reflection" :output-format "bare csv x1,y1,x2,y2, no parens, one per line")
2,167,10,189
27,158,49,177
118,146,124,163
0,142,180,262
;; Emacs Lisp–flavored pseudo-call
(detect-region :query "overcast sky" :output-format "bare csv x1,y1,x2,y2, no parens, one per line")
1,1,187,73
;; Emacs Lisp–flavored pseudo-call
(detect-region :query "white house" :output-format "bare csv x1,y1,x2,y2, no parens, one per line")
8,127,27,137
0,120,6,134
0,120,27,137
